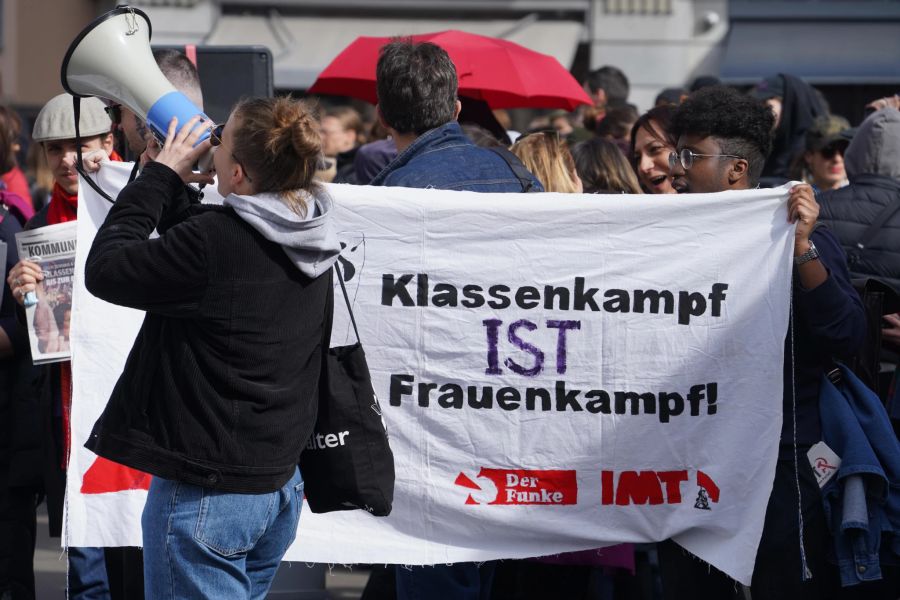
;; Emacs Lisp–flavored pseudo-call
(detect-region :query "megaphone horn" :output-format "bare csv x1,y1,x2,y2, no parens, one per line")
61,5,211,145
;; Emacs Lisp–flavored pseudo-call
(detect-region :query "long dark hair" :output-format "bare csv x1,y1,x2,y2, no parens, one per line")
572,138,641,194
629,105,677,170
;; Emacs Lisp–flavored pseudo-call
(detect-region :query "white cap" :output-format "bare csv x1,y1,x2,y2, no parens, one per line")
32,93,111,142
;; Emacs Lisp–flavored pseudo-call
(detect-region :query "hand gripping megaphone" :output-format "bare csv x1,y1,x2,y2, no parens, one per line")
61,5,212,147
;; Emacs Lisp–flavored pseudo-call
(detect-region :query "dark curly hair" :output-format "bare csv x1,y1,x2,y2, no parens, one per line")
671,86,775,186
376,40,458,135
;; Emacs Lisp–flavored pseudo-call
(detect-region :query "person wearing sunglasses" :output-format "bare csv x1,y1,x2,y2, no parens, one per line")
86,50,204,180
83,96,341,600
791,115,851,193
660,86,865,600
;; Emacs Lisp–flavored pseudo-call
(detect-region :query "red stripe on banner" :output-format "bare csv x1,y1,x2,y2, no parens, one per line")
185,44,198,68
81,457,152,494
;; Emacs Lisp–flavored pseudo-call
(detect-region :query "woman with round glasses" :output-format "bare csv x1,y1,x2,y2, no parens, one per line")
629,105,678,194
84,97,341,599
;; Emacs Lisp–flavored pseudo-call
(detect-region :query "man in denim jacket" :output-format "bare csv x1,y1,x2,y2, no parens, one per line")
370,40,541,194
371,39,541,600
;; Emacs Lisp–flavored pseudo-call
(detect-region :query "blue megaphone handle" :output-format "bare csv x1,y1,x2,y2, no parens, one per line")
146,91,212,146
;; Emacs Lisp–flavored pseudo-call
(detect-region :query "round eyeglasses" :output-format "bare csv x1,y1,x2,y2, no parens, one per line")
668,148,743,171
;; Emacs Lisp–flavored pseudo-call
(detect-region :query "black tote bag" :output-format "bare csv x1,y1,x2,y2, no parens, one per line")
299,265,394,515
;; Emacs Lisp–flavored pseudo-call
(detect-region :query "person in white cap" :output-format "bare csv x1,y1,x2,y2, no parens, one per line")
4,93,115,600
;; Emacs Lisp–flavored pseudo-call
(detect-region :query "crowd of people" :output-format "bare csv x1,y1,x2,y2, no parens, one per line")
0,37,898,600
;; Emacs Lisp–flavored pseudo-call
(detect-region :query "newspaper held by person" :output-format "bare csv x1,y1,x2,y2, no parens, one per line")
15,221,77,364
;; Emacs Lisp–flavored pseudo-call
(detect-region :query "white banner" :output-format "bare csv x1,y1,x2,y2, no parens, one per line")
67,162,794,585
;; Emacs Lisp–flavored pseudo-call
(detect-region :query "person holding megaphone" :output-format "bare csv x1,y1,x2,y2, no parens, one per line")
82,50,217,196
84,97,340,600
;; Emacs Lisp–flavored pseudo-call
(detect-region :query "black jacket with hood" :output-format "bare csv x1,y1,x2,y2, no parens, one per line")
818,107,900,293
760,73,827,186
85,162,340,493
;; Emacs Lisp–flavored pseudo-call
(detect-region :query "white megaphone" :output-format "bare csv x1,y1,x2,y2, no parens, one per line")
61,5,212,148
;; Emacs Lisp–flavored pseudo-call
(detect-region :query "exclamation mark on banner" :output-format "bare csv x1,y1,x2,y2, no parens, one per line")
706,382,717,415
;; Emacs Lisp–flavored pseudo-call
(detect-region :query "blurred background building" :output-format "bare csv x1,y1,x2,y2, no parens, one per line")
2,0,898,134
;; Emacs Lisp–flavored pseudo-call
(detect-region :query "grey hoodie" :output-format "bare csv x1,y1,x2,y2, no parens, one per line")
224,187,341,278
845,107,900,181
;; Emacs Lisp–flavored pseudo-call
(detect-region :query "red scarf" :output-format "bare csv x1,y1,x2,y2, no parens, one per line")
47,183,78,225
52,148,122,468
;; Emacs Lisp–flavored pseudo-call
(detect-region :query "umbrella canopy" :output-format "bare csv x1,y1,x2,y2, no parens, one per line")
309,30,592,111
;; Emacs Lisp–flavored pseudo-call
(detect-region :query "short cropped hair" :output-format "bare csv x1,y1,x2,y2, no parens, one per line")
585,66,629,107
376,40,458,135
671,86,775,186
153,49,204,109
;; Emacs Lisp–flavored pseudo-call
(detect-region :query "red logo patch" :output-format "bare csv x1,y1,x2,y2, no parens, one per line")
455,468,577,505
600,469,720,507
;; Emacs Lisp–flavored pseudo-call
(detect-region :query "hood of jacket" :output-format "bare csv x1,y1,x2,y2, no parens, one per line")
762,73,827,179
845,107,900,181
224,187,341,278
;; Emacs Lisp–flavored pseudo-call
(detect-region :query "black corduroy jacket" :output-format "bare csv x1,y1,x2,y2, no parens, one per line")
85,162,330,493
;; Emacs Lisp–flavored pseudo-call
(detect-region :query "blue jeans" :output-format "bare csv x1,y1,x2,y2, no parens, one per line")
142,467,303,600
68,547,110,600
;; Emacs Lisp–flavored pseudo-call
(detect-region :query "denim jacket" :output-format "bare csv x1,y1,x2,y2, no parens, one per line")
819,363,900,586
370,122,543,193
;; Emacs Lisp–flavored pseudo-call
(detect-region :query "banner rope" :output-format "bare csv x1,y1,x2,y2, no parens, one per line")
63,370,73,600
789,277,812,581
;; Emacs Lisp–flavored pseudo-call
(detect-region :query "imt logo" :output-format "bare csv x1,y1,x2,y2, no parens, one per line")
454,468,577,505
600,470,720,508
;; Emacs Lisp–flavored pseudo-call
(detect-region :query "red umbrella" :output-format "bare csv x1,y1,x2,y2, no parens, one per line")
309,30,592,111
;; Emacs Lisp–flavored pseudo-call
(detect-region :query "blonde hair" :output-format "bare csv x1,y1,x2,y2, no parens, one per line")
510,132,580,193
231,97,322,217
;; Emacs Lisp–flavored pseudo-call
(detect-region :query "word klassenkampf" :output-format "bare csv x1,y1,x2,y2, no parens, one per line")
381,274,729,326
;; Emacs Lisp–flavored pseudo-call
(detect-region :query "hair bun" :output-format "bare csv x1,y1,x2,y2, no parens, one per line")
230,96,322,203
262,99,317,159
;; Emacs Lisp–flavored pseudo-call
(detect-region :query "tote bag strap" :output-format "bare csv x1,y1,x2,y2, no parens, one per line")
335,263,362,345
